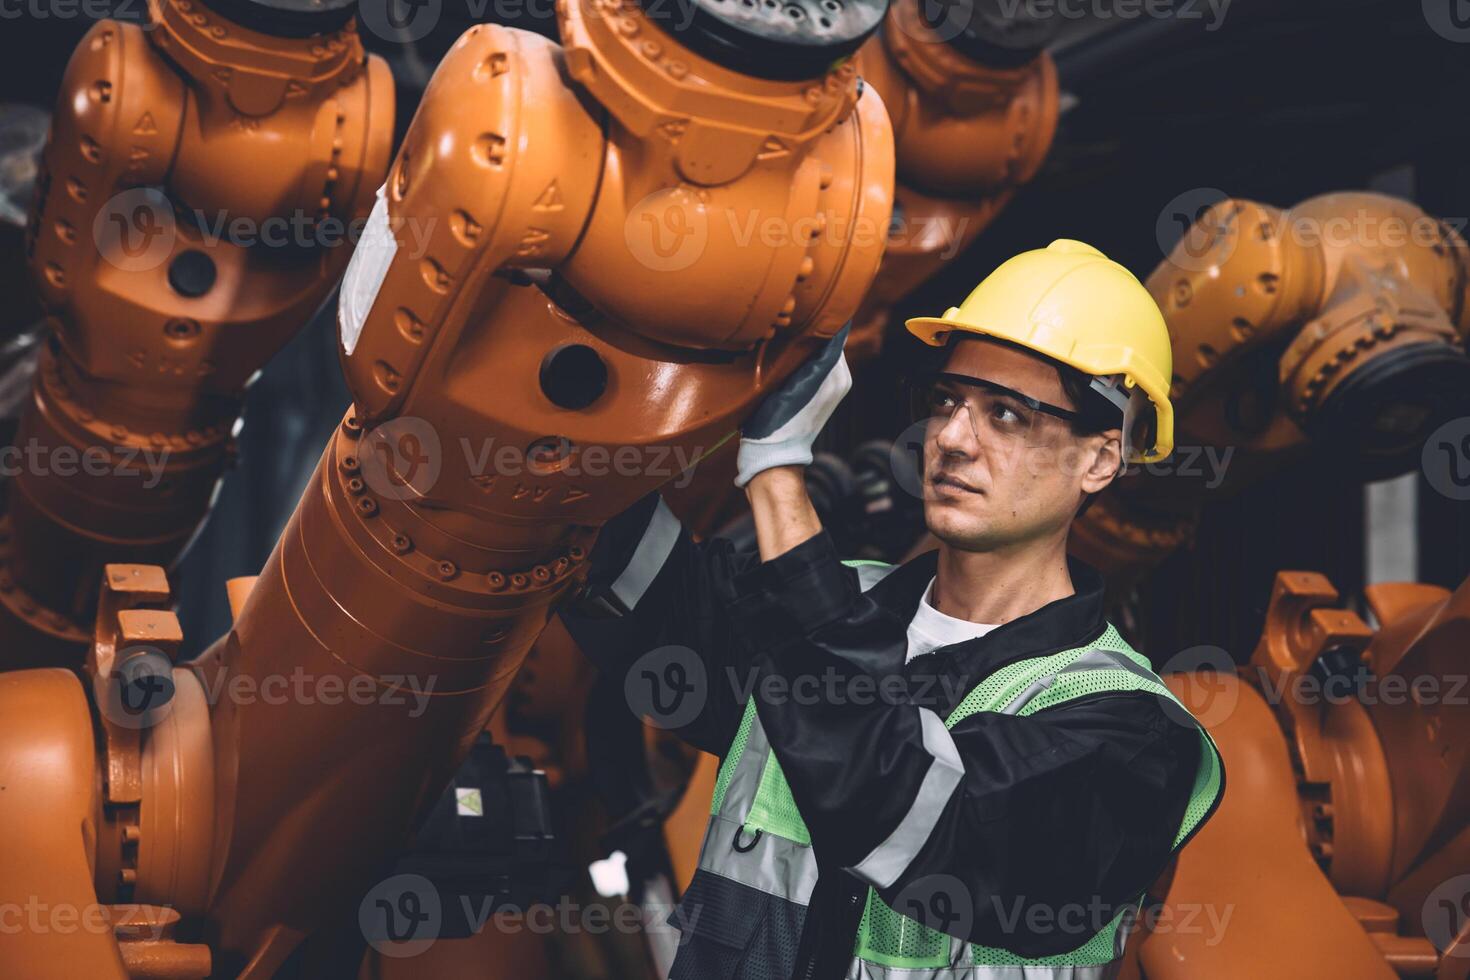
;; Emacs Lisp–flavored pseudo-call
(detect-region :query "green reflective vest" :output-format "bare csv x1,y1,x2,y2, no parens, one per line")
694,591,1225,980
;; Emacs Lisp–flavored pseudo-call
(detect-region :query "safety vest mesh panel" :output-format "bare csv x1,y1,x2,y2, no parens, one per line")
749,753,813,845
1179,730,1223,849
855,887,951,967
947,623,1134,718
710,698,758,816
855,623,1224,968
1021,641,1224,851
969,910,1131,967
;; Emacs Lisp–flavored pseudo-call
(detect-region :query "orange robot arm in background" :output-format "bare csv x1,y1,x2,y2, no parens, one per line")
844,0,1057,359
1072,192,1470,584
5,0,393,666
1087,197,1470,978
1129,571,1470,978
0,0,894,974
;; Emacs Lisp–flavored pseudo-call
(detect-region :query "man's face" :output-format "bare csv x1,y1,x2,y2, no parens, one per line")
919,337,1122,553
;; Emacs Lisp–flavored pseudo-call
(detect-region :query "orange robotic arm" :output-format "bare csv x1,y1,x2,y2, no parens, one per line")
0,2,894,976
1127,570,1470,978
844,0,1057,359
1071,192,1470,582
200,3,892,969
4,0,393,666
1063,198,1470,979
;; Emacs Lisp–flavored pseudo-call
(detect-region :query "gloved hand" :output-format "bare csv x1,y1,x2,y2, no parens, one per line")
735,323,852,488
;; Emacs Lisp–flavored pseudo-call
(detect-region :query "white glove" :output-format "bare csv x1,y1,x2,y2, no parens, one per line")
734,324,853,488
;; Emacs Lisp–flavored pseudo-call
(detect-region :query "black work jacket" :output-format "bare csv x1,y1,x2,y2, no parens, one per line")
562,493,1204,978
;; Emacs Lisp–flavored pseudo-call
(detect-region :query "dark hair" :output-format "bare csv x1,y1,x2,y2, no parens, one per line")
1055,361,1125,435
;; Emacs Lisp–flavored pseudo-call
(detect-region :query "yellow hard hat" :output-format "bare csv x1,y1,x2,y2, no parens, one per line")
905,239,1174,462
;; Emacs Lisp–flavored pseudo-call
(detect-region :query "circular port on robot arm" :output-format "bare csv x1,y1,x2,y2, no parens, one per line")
640,0,889,81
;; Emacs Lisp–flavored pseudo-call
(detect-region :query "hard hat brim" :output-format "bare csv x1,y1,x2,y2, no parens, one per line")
904,316,957,348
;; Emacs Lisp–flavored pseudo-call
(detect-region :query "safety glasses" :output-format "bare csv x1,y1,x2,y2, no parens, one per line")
909,371,1079,452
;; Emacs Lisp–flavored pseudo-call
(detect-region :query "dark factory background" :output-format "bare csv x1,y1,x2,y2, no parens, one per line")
0,0,1466,665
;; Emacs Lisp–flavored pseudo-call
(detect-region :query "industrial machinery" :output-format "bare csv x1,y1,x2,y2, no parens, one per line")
844,0,1058,360
1081,193,1470,976
1072,192,1470,586
1,0,1468,977
0,0,893,973
477,4,1064,958
1128,571,1470,977
4,0,393,667
656,0,1060,534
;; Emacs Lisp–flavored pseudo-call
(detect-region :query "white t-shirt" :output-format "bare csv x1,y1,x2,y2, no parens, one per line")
904,577,998,663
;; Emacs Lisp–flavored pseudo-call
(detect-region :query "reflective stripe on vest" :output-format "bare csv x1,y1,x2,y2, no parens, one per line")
688,563,1225,979
698,695,821,905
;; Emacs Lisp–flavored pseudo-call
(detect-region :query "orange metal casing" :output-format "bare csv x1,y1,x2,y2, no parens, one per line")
182,6,893,972
6,0,392,665
0,669,131,978
1140,571,1470,978
1138,671,1397,979
1157,194,1467,454
1361,579,1470,954
846,0,1057,359
1071,192,1470,581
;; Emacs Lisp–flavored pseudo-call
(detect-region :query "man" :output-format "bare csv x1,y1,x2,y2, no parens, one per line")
564,240,1225,979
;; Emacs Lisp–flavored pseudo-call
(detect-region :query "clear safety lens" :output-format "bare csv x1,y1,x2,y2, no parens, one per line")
914,374,1076,461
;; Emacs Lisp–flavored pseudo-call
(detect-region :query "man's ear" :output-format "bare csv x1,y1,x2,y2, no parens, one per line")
1079,428,1123,494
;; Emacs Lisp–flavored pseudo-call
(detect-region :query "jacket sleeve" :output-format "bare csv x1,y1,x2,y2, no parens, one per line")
738,532,1205,958
560,491,775,757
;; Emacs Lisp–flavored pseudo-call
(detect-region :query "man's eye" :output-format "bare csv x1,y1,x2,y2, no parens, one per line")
991,402,1025,426
929,390,960,412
